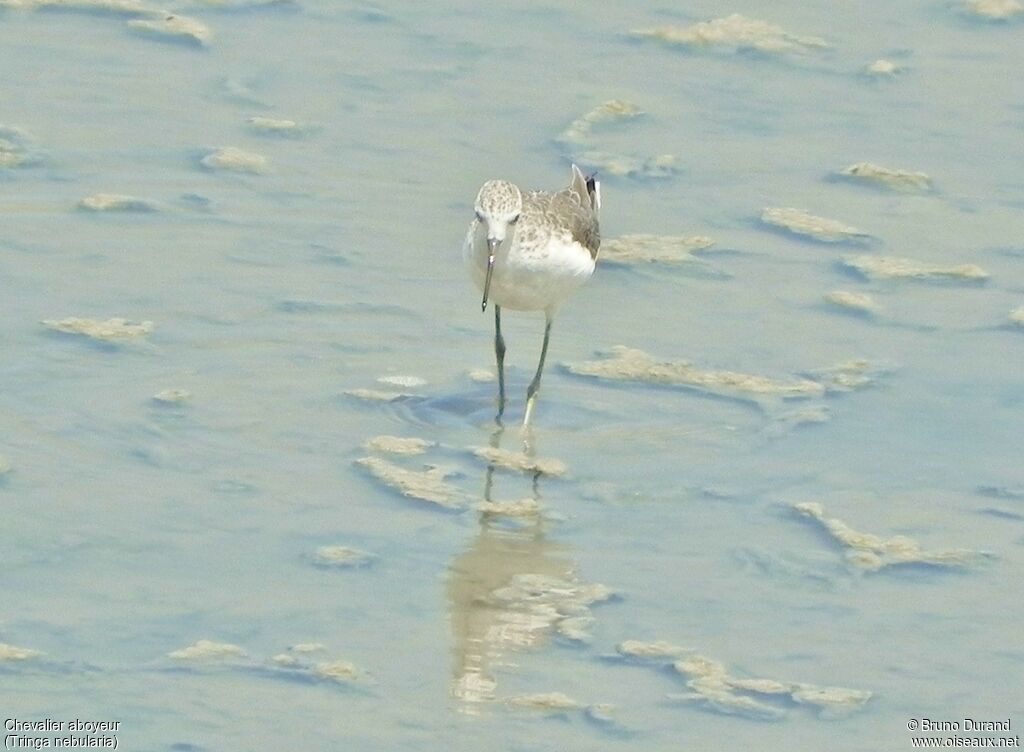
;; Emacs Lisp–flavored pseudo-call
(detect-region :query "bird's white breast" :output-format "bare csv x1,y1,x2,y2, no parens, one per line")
464,220,595,314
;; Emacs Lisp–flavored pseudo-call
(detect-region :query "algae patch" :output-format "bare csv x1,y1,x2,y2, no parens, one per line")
362,435,434,456
0,0,151,13
864,59,901,76
79,193,158,212
268,647,366,686
565,346,825,402
761,207,869,243
200,146,267,173
601,234,715,264
504,693,617,724
0,140,28,168
557,99,643,144
312,660,362,683
128,13,211,45
612,638,871,720
313,546,374,568
376,375,428,388
670,653,871,720
246,116,302,135
616,640,693,660
964,0,1023,19
0,125,37,168
470,446,567,477
484,573,615,643
793,501,992,572
632,14,828,55
573,152,677,179
153,388,191,404
838,162,932,191
557,100,676,179
42,317,154,341
806,359,881,393
842,255,988,281
168,639,246,661
0,643,43,661
0,2,213,47
824,290,880,314
476,498,541,518
507,691,584,711
355,456,463,509
345,388,412,402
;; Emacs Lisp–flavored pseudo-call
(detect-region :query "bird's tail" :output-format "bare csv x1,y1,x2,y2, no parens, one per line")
569,163,600,214
585,172,600,215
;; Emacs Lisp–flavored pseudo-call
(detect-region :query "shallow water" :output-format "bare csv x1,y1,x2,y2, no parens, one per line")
2,1,1022,750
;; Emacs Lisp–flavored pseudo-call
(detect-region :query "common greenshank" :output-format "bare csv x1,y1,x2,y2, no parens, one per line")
464,164,601,426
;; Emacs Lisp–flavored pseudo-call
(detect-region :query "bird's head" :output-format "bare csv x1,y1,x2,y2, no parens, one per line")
474,180,522,247
473,180,522,311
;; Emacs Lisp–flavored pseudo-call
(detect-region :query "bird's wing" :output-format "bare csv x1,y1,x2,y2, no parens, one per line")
523,189,601,260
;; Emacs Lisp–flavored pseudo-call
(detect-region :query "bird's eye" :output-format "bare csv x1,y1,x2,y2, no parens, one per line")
509,214,520,225
475,211,484,222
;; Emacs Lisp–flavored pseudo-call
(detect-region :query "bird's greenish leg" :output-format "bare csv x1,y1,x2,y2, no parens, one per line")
494,304,506,419
522,316,552,428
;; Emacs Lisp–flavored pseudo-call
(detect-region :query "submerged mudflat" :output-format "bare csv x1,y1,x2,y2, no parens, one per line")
1,2,1022,750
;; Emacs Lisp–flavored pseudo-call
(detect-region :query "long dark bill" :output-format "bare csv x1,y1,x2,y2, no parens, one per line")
481,238,499,312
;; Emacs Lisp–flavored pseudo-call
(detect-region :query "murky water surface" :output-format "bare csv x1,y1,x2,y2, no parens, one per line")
2,2,1022,749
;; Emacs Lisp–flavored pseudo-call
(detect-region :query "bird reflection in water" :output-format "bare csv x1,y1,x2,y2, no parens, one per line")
447,425,612,709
